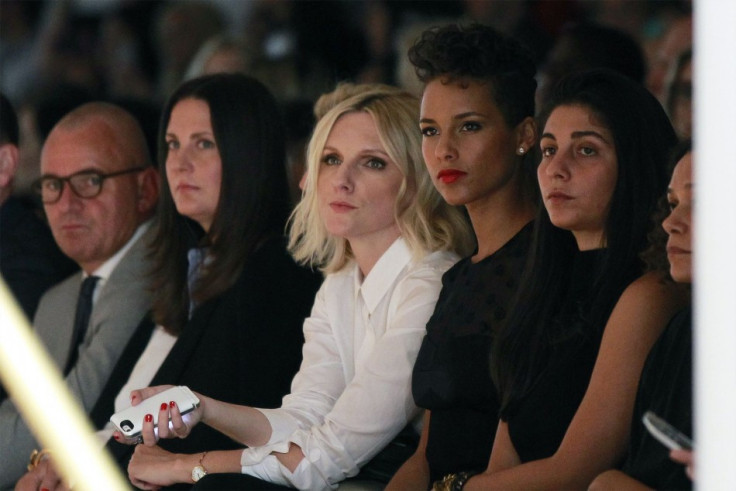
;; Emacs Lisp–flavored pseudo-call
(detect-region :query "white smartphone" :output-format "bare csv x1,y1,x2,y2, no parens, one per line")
642,410,693,451
109,385,200,439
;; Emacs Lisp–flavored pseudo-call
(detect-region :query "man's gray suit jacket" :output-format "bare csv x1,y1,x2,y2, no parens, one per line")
0,227,153,488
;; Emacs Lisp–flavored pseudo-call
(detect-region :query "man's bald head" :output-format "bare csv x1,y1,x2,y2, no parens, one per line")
40,102,159,273
48,102,153,170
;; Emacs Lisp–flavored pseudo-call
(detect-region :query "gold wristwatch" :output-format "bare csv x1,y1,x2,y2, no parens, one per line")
191,451,209,482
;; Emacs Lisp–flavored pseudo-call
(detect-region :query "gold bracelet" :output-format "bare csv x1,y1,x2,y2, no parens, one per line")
432,471,479,491
431,473,455,491
27,448,52,471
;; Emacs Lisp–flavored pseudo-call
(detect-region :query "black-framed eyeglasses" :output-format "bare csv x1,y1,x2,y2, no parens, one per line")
33,167,146,204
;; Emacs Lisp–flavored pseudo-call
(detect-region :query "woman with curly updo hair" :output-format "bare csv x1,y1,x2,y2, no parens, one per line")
388,23,538,490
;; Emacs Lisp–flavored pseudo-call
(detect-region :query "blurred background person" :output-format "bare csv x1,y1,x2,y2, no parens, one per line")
0,92,76,324
666,50,693,140
535,21,646,109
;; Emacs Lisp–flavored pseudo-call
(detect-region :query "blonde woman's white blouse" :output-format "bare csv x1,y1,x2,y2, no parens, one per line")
241,238,458,490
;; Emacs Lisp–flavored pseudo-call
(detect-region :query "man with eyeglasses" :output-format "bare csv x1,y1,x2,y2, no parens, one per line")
0,102,159,487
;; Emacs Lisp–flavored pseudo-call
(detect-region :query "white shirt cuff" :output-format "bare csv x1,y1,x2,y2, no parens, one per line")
241,447,333,490
257,407,299,445
240,452,290,487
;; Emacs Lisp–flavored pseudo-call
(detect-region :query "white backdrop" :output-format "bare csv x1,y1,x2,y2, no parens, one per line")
695,0,736,489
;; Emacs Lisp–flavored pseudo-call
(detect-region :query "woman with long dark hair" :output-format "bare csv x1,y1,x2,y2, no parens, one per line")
108,72,322,474
458,69,686,489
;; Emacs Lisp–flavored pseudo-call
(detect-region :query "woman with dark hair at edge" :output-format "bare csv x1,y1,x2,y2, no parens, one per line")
451,69,687,490
591,140,694,490
120,83,474,490
387,23,539,490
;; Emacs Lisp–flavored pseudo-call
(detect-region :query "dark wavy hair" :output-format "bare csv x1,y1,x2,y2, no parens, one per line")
492,69,678,415
642,138,693,274
149,73,291,333
408,23,537,128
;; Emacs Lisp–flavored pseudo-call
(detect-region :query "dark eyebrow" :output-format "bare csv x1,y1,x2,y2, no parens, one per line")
453,111,486,120
165,131,214,139
541,130,610,143
419,111,487,125
571,130,609,143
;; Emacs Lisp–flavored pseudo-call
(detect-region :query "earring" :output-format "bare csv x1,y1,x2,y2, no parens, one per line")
517,147,526,155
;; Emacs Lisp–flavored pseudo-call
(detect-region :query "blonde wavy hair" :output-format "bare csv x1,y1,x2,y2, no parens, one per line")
288,83,473,273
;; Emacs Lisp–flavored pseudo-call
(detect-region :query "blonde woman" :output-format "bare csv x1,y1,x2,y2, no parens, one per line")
119,83,473,490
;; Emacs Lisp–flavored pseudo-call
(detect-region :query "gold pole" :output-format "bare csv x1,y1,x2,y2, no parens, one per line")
0,279,129,490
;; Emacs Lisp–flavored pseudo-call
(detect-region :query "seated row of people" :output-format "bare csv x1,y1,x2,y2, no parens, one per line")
4,22,693,491
3,75,322,488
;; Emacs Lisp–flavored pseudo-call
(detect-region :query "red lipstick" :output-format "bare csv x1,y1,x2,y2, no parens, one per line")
437,169,466,184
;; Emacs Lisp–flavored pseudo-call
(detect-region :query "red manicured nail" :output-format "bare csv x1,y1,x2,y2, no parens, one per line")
160,402,168,411
145,414,153,422
113,433,120,440
41,488,50,491
169,400,176,408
